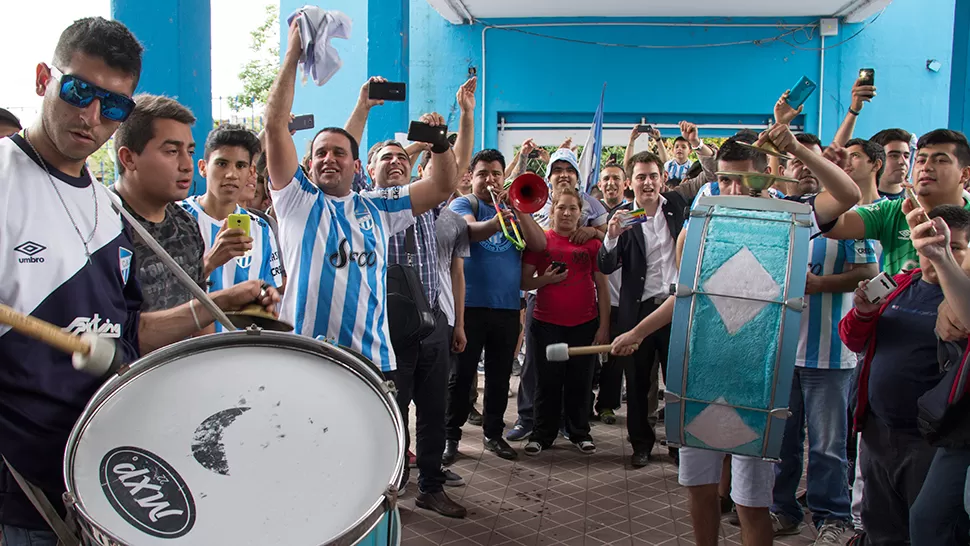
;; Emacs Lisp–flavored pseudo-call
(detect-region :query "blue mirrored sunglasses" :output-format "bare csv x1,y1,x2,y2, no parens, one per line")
50,66,135,122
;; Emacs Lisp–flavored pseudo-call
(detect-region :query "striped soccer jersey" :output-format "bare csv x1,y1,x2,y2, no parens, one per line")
270,169,415,372
665,159,692,180
797,233,877,369
179,197,282,290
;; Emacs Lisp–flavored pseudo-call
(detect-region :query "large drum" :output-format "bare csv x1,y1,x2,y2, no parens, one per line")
665,196,812,460
63,331,405,545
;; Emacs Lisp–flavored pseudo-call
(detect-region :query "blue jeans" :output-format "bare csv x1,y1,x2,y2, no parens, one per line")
0,525,57,546
910,447,970,546
772,367,853,526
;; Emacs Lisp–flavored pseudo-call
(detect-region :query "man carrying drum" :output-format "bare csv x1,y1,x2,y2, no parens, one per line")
0,19,279,545
610,123,862,546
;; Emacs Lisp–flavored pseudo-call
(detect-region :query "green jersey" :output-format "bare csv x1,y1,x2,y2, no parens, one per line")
855,196,970,275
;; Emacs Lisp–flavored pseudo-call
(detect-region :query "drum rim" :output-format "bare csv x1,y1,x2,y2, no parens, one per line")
63,330,406,546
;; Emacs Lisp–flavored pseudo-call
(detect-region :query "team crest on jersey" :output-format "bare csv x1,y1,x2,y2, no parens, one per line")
235,254,254,269
356,209,375,231
119,247,133,283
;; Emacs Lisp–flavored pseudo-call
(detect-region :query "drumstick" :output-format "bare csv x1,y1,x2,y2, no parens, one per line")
0,303,117,375
545,343,616,362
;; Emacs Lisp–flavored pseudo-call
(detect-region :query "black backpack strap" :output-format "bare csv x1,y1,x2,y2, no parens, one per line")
466,194,479,218
405,226,417,266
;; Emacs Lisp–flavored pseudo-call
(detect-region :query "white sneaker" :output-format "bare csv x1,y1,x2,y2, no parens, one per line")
813,520,847,546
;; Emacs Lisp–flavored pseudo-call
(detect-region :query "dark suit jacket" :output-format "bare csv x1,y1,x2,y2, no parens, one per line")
597,192,689,333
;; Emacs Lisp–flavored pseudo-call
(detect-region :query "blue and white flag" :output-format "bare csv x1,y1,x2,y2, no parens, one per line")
578,84,606,194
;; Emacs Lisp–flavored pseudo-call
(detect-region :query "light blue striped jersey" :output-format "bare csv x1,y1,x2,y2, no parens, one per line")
179,197,283,332
797,206,877,369
270,169,415,372
665,159,692,180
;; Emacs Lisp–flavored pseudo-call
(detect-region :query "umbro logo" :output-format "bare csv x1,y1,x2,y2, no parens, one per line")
14,241,46,263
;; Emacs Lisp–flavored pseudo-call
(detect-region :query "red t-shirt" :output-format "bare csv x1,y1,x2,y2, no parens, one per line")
523,230,602,327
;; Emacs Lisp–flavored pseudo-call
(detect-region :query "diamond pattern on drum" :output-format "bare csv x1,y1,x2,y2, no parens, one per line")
684,397,760,450
702,246,781,335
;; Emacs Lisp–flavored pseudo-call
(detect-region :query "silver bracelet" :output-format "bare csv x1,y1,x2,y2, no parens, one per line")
189,299,203,331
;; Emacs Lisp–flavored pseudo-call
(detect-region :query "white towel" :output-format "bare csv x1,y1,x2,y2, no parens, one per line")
286,6,352,86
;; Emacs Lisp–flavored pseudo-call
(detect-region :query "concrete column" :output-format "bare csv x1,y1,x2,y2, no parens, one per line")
950,0,970,133
111,0,213,194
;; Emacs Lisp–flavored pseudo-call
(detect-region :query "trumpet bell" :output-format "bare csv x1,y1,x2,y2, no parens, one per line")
508,173,549,214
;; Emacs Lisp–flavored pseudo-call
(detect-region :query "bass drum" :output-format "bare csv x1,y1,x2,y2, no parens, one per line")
63,330,405,545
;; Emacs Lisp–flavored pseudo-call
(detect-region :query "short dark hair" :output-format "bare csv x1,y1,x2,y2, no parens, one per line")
310,127,360,161
470,149,506,172
673,136,689,147
928,204,970,238
54,17,143,86
795,133,822,149
845,138,886,180
625,152,665,179
917,129,970,168
601,162,626,179
732,129,760,143
870,128,912,147
0,108,22,131
371,140,409,163
717,136,768,172
204,124,260,162
115,94,196,173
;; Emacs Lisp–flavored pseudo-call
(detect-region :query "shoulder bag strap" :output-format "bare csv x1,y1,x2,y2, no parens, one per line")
2,458,79,546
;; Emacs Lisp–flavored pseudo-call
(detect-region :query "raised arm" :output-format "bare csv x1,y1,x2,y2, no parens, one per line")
452,77,477,174
344,77,387,147
409,112,459,216
832,79,876,147
623,126,641,171
650,127,669,165
766,123,861,225
909,203,970,327
265,20,303,190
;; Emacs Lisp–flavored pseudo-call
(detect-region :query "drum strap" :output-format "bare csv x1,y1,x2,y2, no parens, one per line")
2,458,79,546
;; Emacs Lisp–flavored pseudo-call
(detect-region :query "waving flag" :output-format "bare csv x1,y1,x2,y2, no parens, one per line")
578,84,606,194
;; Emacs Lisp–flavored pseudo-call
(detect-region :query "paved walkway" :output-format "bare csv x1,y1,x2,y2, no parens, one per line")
398,375,841,546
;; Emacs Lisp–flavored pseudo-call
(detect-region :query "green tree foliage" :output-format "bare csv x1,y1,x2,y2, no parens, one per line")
227,5,280,112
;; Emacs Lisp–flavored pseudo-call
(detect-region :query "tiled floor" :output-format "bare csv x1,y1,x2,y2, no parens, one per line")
398,374,844,546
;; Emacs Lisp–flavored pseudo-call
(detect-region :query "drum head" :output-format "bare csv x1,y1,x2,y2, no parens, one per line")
65,332,403,545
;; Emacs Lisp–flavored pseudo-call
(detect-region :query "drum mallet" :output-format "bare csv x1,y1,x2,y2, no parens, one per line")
546,343,624,362
0,304,119,376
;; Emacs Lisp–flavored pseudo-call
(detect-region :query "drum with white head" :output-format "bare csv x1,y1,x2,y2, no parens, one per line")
63,330,404,545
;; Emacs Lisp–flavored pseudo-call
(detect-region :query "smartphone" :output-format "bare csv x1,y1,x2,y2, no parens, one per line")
368,81,407,101
227,213,251,236
786,76,817,109
905,184,937,235
551,261,567,274
862,271,898,304
407,120,448,144
288,114,314,132
528,149,540,159
636,124,653,134
858,68,875,86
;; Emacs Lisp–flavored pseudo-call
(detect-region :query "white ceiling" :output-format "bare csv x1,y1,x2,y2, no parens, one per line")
427,0,890,24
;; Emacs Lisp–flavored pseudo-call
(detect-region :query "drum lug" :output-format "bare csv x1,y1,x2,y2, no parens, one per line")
663,391,682,403
784,297,807,311
689,208,709,218
769,408,791,419
671,284,693,297
794,219,813,228
384,484,399,510
381,380,398,396
245,324,263,335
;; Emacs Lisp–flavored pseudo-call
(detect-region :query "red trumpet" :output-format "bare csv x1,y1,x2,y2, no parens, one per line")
505,173,549,214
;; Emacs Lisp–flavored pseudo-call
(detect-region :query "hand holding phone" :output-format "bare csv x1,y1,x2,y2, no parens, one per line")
636,124,653,134
551,261,568,274
407,120,449,152
369,81,407,102
785,76,817,110
862,271,897,304
227,213,251,236
858,68,875,86
288,114,314,133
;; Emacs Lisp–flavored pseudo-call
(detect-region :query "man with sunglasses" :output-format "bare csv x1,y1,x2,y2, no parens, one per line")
0,19,279,545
